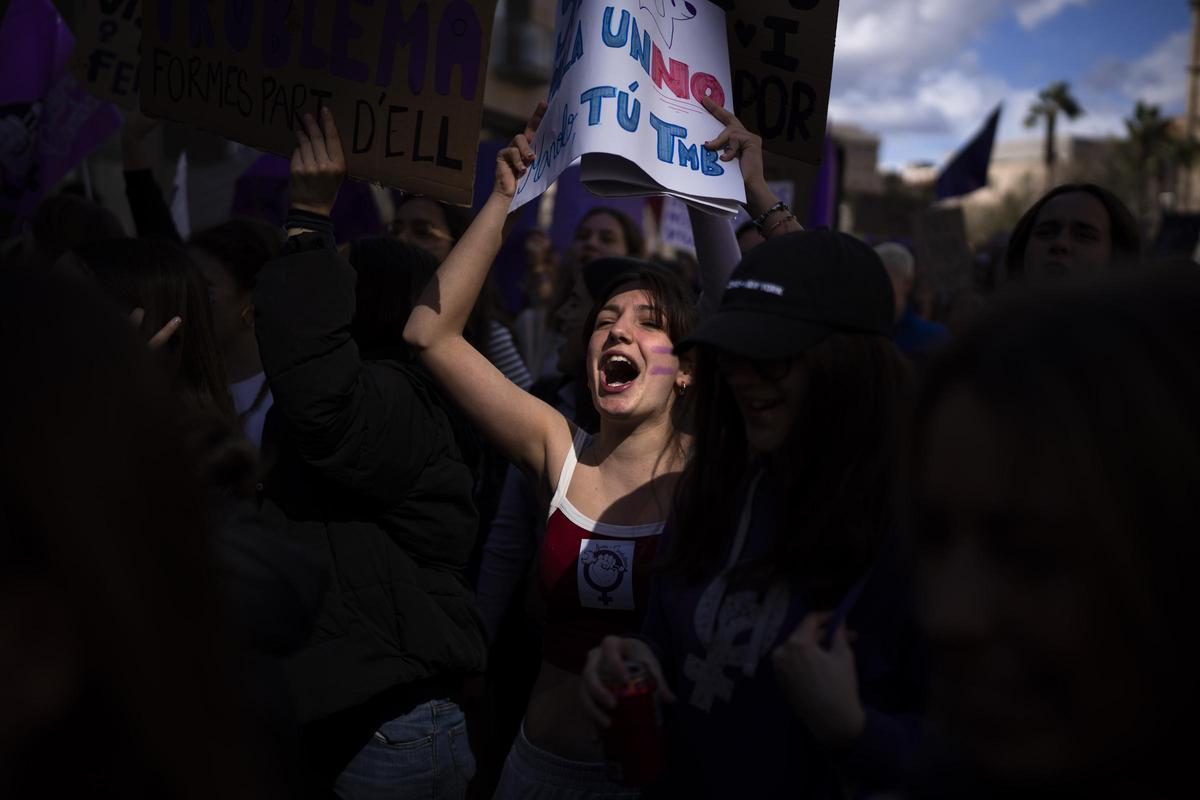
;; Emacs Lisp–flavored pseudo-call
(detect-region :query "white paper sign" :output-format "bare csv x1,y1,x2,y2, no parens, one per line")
512,0,745,215
660,195,696,252
578,538,636,610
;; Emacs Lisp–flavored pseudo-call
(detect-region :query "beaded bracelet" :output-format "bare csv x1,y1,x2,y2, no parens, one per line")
752,200,791,230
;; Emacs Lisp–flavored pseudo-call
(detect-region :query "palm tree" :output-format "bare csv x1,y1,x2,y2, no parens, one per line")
1024,81,1085,190
1124,101,1173,223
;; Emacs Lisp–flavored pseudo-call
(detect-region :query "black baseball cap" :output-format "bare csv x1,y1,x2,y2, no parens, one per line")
676,230,894,359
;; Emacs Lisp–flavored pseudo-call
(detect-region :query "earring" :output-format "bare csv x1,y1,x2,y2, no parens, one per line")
676,383,688,397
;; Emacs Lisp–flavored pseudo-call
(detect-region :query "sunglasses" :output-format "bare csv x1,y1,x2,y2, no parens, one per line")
715,352,793,382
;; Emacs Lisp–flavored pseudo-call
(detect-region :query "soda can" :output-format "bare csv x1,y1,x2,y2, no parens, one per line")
602,659,665,785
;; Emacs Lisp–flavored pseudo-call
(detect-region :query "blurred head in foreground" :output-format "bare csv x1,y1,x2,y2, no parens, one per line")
909,268,1200,793
0,269,267,796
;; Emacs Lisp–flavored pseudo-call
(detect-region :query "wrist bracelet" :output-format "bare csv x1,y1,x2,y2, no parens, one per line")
284,209,336,250
752,200,790,230
762,213,798,237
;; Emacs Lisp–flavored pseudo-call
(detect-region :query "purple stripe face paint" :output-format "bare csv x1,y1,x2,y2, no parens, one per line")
649,366,676,376
650,346,674,354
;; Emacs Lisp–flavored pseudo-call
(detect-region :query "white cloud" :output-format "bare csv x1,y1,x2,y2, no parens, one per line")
826,1,1187,168
1015,0,1090,31
1121,30,1189,108
833,0,1007,88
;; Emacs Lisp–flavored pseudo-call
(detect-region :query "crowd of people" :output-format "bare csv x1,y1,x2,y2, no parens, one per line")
2,93,1198,800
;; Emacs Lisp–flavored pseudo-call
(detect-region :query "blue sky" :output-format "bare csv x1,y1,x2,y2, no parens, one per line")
828,0,1191,169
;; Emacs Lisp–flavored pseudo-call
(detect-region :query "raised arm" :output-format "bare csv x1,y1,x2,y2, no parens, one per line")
121,111,182,242
475,464,542,644
702,98,803,241
256,111,435,496
687,204,740,315
404,103,573,484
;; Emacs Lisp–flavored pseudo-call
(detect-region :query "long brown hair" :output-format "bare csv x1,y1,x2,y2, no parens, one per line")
1004,183,1142,279
71,238,235,423
0,268,270,797
668,333,912,605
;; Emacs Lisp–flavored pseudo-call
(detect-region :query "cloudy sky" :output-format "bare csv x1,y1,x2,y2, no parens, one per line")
829,0,1192,169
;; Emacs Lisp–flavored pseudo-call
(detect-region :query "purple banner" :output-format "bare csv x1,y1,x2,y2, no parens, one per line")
806,130,838,229
0,0,121,232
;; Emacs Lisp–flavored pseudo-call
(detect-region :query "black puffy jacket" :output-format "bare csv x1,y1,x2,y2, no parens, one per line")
255,234,486,725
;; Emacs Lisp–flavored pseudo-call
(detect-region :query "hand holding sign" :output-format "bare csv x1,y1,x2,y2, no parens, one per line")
495,102,547,200
702,97,763,193
290,108,345,218
702,97,797,234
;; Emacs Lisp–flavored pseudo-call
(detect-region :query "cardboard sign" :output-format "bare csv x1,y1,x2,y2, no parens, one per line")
70,0,144,109
140,0,498,206
714,0,839,166
511,0,745,215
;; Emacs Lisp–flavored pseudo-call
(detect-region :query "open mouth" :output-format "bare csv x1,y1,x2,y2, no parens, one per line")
739,396,783,416
600,353,641,393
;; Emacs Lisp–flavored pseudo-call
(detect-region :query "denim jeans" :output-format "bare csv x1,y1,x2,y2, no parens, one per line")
493,723,641,800
334,699,475,800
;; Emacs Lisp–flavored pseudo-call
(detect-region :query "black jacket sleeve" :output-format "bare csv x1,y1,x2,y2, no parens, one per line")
123,168,182,242
254,234,431,499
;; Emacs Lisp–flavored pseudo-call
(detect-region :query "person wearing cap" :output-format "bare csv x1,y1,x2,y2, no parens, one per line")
583,230,927,798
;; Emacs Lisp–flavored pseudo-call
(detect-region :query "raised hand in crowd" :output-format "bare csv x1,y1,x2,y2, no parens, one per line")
580,635,677,729
128,306,182,350
702,97,801,239
494,100,548,200
771,612,866,749
120,109,162,172
289,108,345,221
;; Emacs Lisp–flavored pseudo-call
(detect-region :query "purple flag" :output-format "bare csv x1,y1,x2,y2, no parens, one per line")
936,105,1002,200
807,131,839,229
0,0,121,233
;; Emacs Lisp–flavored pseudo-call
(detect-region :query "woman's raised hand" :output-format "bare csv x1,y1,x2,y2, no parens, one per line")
581,635,676,729
128,307,182,350
495,101,548,199
701,98,799,235
121,110,163,172
290,107,346,217
702,97,764,194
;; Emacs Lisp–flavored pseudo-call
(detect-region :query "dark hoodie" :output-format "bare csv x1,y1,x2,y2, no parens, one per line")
254,231,486,783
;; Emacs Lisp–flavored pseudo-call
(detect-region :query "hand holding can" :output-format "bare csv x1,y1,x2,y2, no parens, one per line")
602,659,666,786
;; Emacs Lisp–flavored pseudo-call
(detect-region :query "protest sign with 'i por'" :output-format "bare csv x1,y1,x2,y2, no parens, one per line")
716,0,840,166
